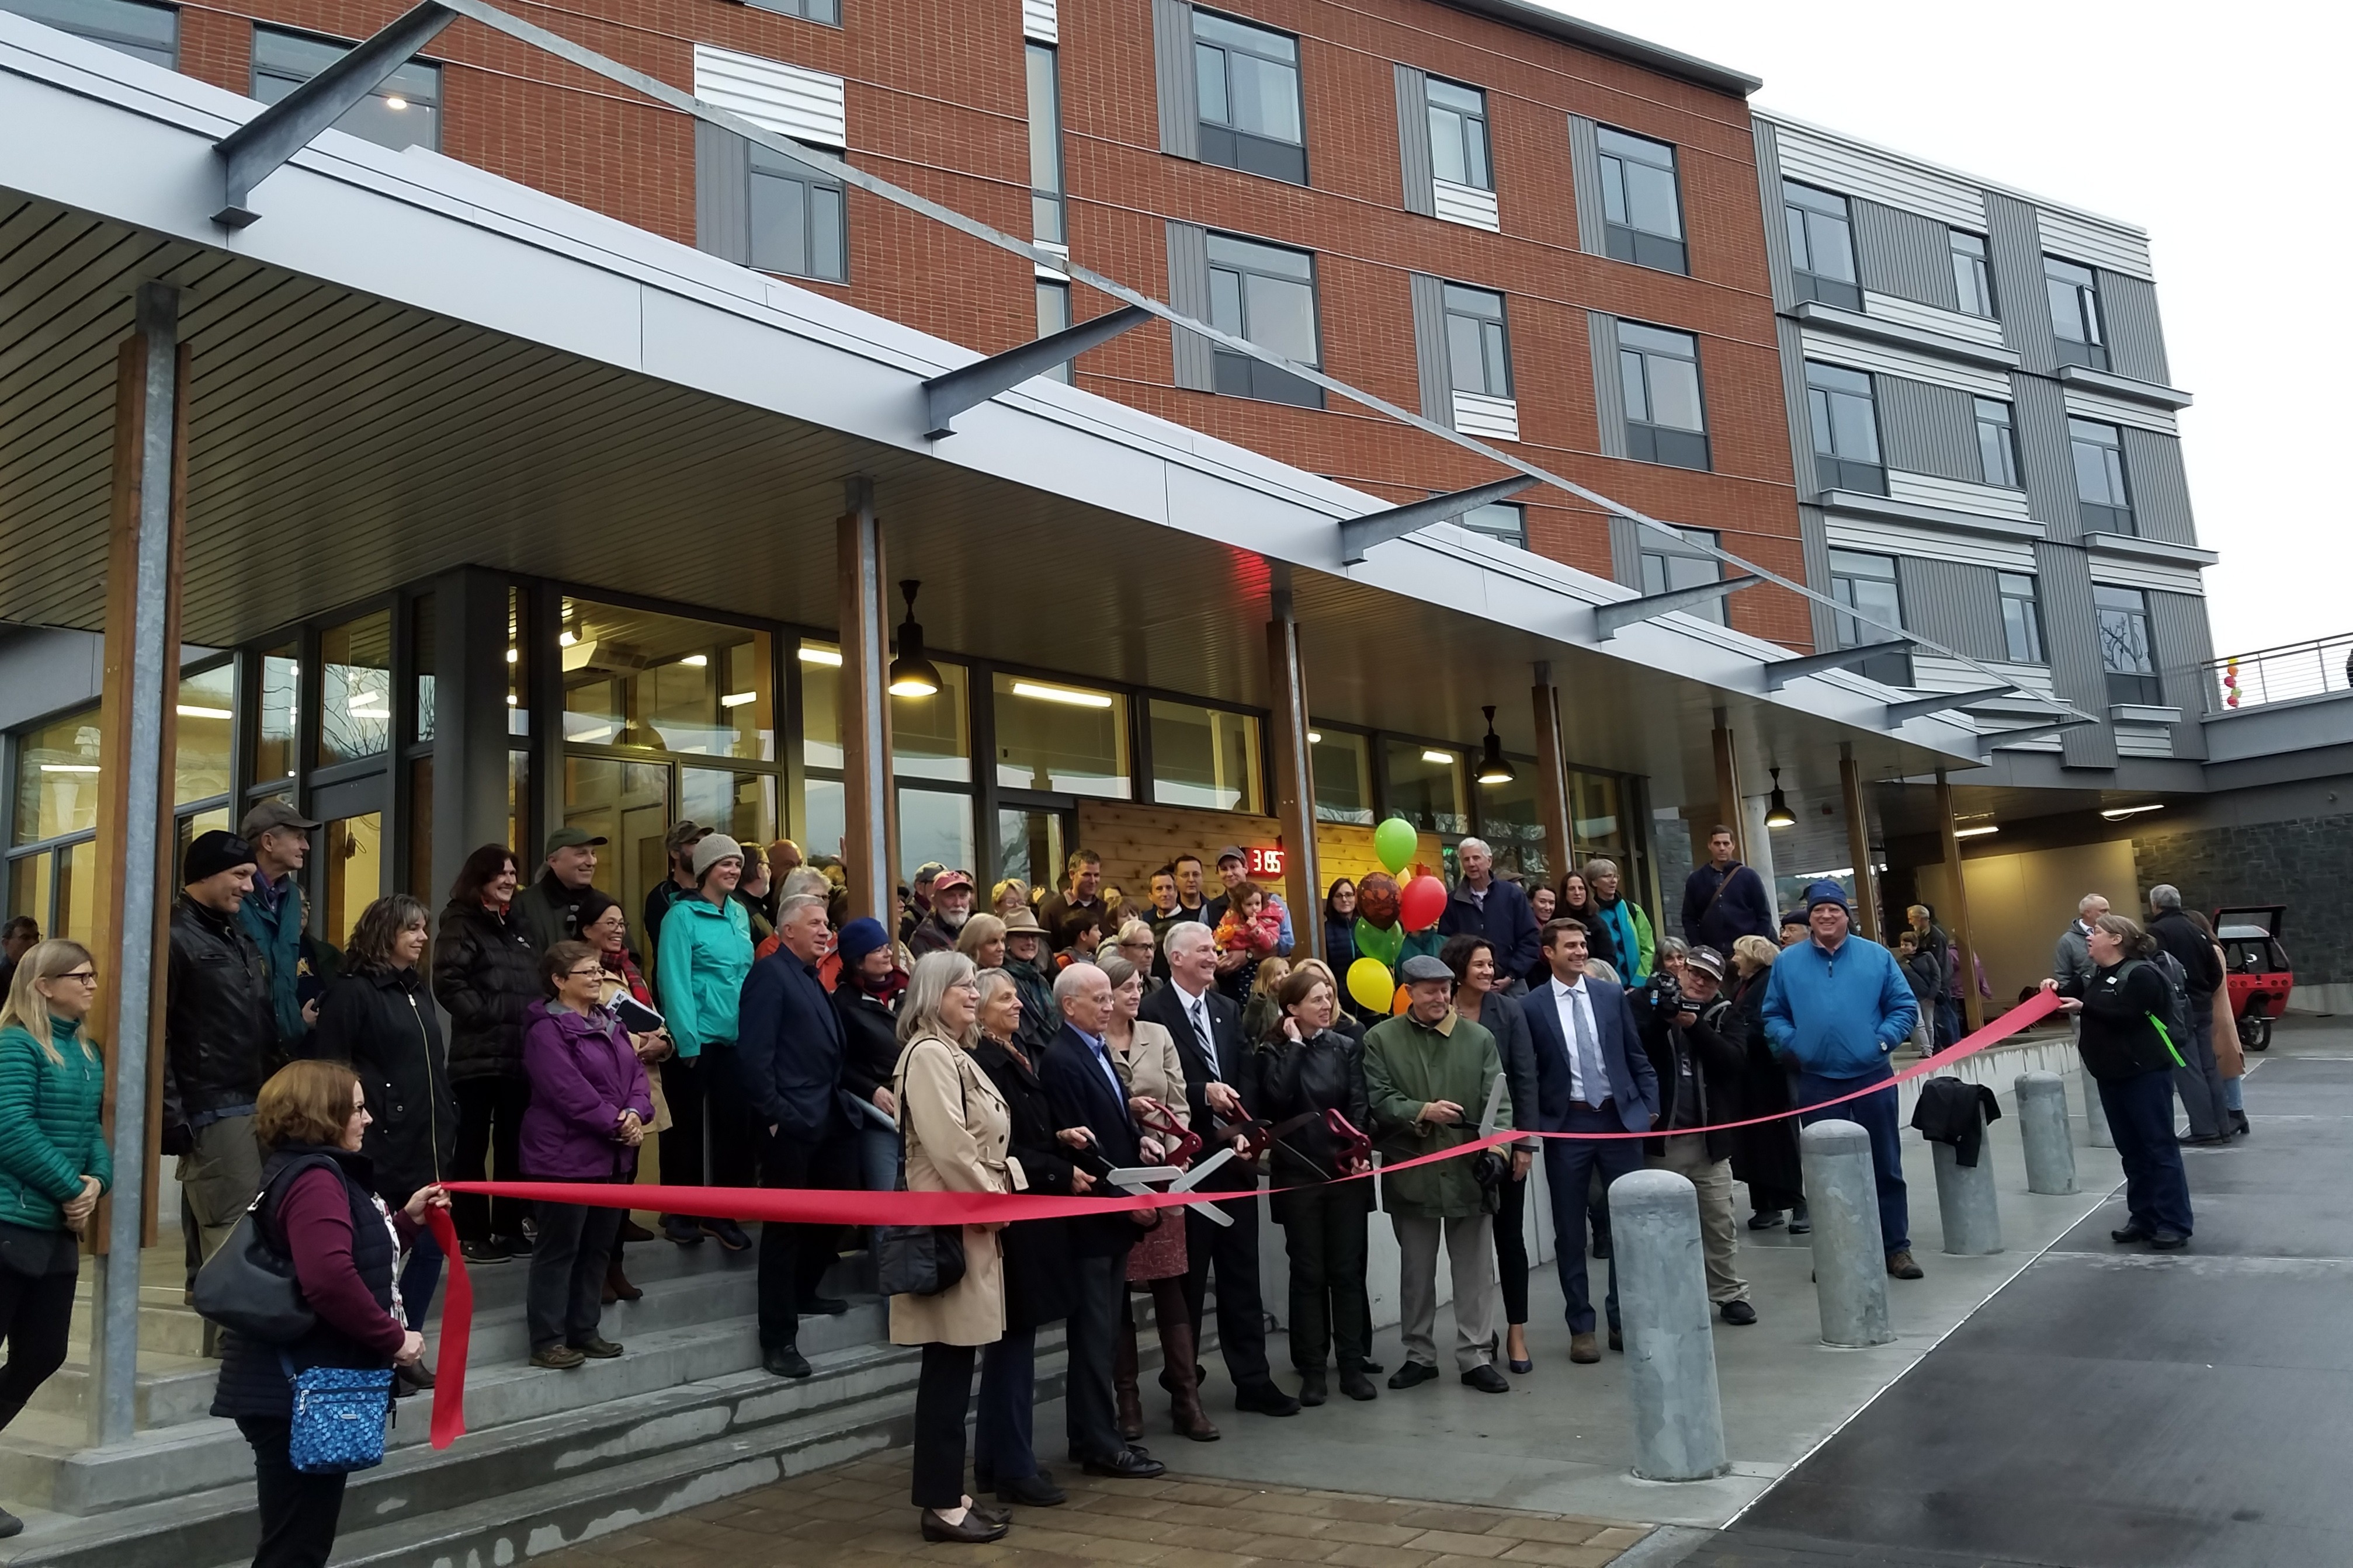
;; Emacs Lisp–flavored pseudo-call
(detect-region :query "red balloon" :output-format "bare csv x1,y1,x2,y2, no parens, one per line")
1399,873,1448,933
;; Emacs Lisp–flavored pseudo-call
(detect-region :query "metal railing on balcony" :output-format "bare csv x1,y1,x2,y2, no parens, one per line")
2197,634,2353,715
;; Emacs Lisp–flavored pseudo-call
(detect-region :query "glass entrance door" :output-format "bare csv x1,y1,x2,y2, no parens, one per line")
995,804,1070,897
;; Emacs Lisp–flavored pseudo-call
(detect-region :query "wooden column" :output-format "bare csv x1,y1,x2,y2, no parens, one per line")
1265,589,1321,960
837,478,897,926
1935,767,1983,1034
88,283,186,1445
1710,708,1741,857
1530,663,1573,886
1839,745,1877,942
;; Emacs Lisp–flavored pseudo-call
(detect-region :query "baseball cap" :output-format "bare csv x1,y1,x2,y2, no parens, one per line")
1684,945,1726,979
1215,845,1247,867
932,870,975,893
663,820,707,853
543,826,608,856
240,798,320,837
912,861,948,885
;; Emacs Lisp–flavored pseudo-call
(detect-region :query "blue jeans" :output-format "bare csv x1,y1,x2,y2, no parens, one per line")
974,1328,1039,1483
1796,1068,1911,1256
401,1225,445,1331
1540,1103,1642,1334
2098,1069,2194,1237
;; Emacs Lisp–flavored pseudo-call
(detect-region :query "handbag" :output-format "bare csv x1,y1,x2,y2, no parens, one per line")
280,1352,394,1474
873,1041,968,1298
192,1157,334,1343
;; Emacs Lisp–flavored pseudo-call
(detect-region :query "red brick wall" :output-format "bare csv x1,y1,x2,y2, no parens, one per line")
182,0,1808,647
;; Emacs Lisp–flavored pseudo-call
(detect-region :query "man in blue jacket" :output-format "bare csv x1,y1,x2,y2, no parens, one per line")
1436,839,1539,991
1679,825,1777,954
1762,881,1924,1280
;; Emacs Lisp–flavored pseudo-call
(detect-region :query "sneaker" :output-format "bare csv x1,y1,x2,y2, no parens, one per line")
701,1218,753,1253
494,1233,535,1258
1787,1205,1812,1236
661,1215,705,1246
530,1345,586,1371
1720,1300,1758,1326
459,1240,509,1265
1886,1250,1925,1280
1746,1209,1786,1231
571,1337,624,1359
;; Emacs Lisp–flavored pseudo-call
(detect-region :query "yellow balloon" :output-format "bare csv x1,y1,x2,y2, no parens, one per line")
1346,957,1394,1014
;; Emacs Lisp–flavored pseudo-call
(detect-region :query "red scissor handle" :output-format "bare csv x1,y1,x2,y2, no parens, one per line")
1133,1098,1203,1166
1324,1108,1372,1172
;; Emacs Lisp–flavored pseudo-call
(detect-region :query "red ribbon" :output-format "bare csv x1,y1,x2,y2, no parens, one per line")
423,989,2060,1445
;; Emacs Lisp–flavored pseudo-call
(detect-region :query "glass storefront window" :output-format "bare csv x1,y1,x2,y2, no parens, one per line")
321,812,382,948
318,610,393,768
1310,729,1373,824
900,787,974,881
1572,772,1626,856
1149,700,1261,813
1383,739,1467,835
507,587,527,738
413,593,436,744
175,663,235,807
6,854,51,936
563,756,670,934
892,660,971,783
996,808,1066,893
508,749,529,856
992,674,1128,797
681,766,777,850
801,776,844,860
53,840,95,948
13,706,102,846
255,642,300,781
1476,759,1545,881
408,757,433,901
800,641,844,769
560,598,773,760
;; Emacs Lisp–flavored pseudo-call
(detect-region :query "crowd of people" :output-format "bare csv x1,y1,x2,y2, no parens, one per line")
0,806,2246,1556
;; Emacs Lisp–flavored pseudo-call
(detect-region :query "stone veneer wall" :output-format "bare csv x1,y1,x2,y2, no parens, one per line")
2133,813,2353,992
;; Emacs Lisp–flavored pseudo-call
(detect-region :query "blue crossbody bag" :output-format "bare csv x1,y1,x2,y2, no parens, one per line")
279,1351,395,1473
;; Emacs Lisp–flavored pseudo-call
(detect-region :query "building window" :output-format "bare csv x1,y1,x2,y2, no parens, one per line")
1640,526,1724,625
1783,180,1859,311
1425,77,1490,192
1828,550,1911,684
1618,322,1709,471
1382,739,1466,835
748,143,846,282
745,0,838,22
1597,126,1685,274
1442,283,1511,399
1949,231,1995,318
1457,502,1525,548
1310,728,1373,823
2070,418,2133,533
1806,361,1883,494
559,598,775,760
6,0,175,68
1025,41,1065,245
1974,397,2020,489
992,673,1129,797
1997,572,2045,665
1193,11,1306,186
252,26,440,153
1206,232,1321,408
1036,280,1071,383
2045,256,2106,370
1147,700,1262,812
318,610,393,769
2095,585,2161,705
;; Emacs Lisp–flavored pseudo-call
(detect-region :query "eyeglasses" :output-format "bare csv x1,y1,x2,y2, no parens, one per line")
55,970,97,985
950,978,982,993
565,965,605,980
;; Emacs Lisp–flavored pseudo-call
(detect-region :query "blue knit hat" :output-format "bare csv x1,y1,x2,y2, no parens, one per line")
1803,879,1849,912
838,916,890,968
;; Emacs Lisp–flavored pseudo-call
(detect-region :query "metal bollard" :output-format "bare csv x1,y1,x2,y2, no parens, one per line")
2015,1071,2078,1195
1798,1120,1892,1347
1608,1169,1729,1482
1930,1098,2003,1256
2080,1057,2113,1148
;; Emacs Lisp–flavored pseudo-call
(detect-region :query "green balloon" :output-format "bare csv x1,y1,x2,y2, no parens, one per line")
1373,817,1418,874
1355,916,1404,969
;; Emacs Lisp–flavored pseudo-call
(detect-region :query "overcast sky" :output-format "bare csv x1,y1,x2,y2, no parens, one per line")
1542,0,2341,661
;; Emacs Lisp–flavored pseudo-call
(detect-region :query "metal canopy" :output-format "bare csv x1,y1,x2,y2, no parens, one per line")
921,305,1150,440
1592,576,1763,639
1762,639,1916,691
1883,686,2018,726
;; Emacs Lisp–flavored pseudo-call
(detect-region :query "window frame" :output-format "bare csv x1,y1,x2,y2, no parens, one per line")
1035,279,1071,383
1616,321,1710,471
1805,360,1885,494
1973,397,2021,490
1456,501,1525,548
2094,585,2161,705
6,0,178,67
1596,124,1687,275
746,141,848,284
1424,75,1492,194
1996,572,2046,666
251,23,441,153
1204,231,1324,409
1440,282,1512,402
744,0,840,23
1949,230,1996,319
1639,526,1724,625
1025,40,1066,245
1192,8,1308,186
1783,180,1861,311
1826,548,1911,685
2044,255,2108,370
2069,417,2134,534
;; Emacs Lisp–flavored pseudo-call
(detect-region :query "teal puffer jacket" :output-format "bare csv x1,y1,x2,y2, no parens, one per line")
0,1017,113,1232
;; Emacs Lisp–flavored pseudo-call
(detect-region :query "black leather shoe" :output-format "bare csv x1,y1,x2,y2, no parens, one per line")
806,1295,852,1316
995,1473,1066,1507
1339,1368,1378,1401
2150,1229,2188,1250
571,1337,624,1359
0,1505,20,1540
762,1345,812,1379
921,1508,1009,1543
494,1232,534,1258
459,1240,509,1265
1591,1235,1612,1259
1359,1360,1383,1374
1720,1300,1758,1326
2111,1225,2150,1244
1747,1209,1785,1230
1460,1364,1509,1394
1234,1381,1300,1416
1387,1361,1438,1389
1608,1327,1623,1353
1082,1448,1167,1479
1297,1369,1327,1407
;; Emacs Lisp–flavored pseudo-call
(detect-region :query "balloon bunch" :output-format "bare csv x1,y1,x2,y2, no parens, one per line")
1345,818,1449,1014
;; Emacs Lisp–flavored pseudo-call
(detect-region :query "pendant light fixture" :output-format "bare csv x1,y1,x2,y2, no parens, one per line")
1765,767,1796,829
887,579,943,698
1474,706,1515,785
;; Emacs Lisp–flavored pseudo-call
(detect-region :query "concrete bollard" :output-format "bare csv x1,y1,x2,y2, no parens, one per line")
1608,1169,1729,1482
1930,1101,2003,1256
1798,1120,1892,1347
2080,1058,2113,1148
2016,1071,2078,1195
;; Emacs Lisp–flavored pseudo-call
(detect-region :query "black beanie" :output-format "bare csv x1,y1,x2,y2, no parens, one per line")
183,830,257,886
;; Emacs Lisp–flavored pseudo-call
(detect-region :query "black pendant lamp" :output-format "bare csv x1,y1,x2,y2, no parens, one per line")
1474,706,1515,786
887,580,943,698
1765,767,1796,829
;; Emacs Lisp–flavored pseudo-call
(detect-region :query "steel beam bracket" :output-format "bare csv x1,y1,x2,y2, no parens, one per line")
1761,638,1916,691
1974,715,2100,752
1592,575,1761,639
1882,685,2017,727
921,305,1150,439
1339,475,1536,565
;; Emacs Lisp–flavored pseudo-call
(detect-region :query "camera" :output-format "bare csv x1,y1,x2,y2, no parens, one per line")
1644,968,1684,1014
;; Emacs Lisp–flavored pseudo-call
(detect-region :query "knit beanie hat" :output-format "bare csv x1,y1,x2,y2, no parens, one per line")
183,830,256,885
691,834,744,879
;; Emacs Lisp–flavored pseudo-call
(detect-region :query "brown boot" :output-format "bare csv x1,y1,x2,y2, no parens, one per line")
1114,1313,1144,1441
1159,1316,1220,1442
605,1254,641,1305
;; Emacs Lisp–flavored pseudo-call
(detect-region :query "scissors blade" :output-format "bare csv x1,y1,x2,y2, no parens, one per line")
1169,1146,1237,1192
1476,1072,1508,1140
1105,1165,1183,1187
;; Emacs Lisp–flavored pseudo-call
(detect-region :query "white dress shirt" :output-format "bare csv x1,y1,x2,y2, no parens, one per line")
1549,975,1601,1103
1171,980,1220,1080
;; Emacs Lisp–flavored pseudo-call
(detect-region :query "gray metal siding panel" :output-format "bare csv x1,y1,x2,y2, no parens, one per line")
2099,272,2170,385
1165,220,1214,391
1898,557,2004,662
2011,371,2077,538
1799,503,1838,653
1410,272,1452,425
1566,113,1606,256
1153,0,1198,160
1587,310,1626,458
1754,120,1796,312
694,120,749,265
1853,199,1954,310
1878,375,1980,482
1776,314,1817,501
2148,590,2215,756
1395,65,1435,218
2035,541,2119,768
1983,192,2051,373
1608,515,1644,589
2119,427,2195,545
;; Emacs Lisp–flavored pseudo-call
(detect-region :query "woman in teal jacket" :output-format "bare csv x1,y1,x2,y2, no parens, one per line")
655,833,755,1250
0,940,111,1536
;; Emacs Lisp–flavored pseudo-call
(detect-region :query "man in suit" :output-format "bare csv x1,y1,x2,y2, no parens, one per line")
1526,917,1660,1364
737,893,861,1379
1139,922,1300,1418
1038,963,1167,1479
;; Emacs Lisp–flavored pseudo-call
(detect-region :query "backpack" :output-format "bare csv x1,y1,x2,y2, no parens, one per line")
2118,955,2192,1067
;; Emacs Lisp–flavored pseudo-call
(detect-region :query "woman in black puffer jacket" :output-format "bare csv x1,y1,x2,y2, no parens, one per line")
431,845,542,1264
2047,913,2193,1247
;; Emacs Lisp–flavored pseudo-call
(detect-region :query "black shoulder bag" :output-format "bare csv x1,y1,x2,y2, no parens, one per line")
874,1041,969,1298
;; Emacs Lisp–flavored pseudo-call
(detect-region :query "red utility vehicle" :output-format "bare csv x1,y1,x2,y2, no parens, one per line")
2214,905,2293,1052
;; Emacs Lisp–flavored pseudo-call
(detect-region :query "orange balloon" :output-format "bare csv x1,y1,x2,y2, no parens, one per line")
1391,984,1411,1016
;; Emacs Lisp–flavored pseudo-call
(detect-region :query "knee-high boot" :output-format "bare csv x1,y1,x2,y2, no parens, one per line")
1152,1281,1219,1442
1114,1295,1144,1440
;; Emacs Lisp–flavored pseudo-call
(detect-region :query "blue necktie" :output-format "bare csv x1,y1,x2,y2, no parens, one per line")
1570,986,1606,1103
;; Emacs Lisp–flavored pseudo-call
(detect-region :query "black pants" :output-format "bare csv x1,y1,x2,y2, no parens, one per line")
973,1327,1038,1484
911,1341,978,1510
2101,1069,2195,1237
660,1050,762,1220
452,1076,531,1243
1065,1250,1128,1463
1493,1165,1530,1327
240,1416,348,1568
1182,1186,1271,1390
0,1258,77,1423
527,1185,626,1351
756,1125,859,1348
1275,1185,1371,1372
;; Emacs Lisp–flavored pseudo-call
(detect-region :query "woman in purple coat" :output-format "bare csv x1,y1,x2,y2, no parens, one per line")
520,940,655,1370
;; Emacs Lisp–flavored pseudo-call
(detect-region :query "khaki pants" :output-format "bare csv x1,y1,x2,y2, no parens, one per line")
1393,1212,1496,1373
178,1112,263,1266
1647,1135,1747,1305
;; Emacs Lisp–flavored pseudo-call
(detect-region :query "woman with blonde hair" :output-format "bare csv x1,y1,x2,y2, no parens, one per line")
1726,933,1805,1233
990,879,1032,920
955,912,1008,972
890,951,1016,1543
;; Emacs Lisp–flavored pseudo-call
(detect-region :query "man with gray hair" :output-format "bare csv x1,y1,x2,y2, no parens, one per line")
2146,884,2230,1142
2054,893,2108,996
1436,837,1540,990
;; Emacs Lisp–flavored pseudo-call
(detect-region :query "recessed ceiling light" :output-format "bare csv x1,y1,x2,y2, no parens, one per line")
720,692,756,708
1953,823,2000,839
2099,803,2164,820
680,654,708,667
176,704,232,719
798,646,843,666
1012,680,1111,708
1421,750,1454,765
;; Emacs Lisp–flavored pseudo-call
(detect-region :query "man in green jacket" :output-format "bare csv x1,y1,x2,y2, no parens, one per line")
1362,955,1512,1394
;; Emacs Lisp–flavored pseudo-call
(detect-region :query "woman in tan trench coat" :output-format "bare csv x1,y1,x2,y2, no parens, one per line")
890,950,1017,1543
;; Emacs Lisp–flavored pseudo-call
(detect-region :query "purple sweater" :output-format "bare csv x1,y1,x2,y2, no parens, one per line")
519,1000,655,1180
